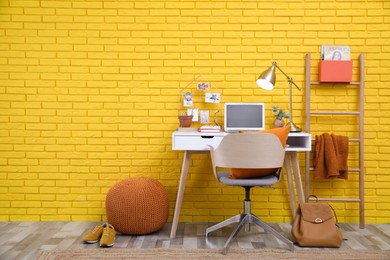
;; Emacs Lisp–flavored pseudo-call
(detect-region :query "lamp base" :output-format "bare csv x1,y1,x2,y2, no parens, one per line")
288,121,301,132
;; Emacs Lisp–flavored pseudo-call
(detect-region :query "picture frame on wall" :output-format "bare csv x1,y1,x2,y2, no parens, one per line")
205,92,221,103
197,82,210,91
183,92,193,107
200,110,209,124
187,108,198,122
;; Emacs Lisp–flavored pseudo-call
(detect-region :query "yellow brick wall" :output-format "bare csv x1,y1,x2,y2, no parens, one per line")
0,0,389,224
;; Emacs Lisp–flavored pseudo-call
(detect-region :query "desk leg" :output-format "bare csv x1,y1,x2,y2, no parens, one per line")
170,151,191,239
284,153,296,217
290,152,305,205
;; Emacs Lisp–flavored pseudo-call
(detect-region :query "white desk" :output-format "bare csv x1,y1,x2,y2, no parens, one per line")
170,130,311,239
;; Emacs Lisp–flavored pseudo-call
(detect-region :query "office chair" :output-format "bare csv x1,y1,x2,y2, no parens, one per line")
206,132,294,254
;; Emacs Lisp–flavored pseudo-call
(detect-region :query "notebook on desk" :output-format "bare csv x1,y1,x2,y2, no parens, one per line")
224,103,265,132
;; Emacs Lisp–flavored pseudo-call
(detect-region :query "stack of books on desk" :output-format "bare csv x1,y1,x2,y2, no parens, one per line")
177,127,198,132
198,125,221,133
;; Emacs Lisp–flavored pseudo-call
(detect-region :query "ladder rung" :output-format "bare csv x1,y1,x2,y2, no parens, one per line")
309,167,361,172
309,81,360,85
311,138,361,142
308,197,361,202
310,111,360,115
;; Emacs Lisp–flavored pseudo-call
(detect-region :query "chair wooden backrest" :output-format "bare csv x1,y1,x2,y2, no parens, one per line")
208,133,286,180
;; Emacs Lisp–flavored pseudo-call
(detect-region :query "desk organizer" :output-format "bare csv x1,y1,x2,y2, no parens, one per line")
319,60,352,82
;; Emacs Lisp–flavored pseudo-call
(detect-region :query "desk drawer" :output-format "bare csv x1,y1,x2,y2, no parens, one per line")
172,135,224,150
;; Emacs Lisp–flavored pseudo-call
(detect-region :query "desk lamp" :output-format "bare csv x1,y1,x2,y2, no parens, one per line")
256,62,302,132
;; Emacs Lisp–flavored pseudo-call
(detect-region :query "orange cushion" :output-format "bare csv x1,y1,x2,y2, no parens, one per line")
230,168,279,179
262,125,291,148
229,125,291,179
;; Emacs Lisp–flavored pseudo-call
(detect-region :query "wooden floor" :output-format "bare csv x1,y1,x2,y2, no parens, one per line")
0,222,389,260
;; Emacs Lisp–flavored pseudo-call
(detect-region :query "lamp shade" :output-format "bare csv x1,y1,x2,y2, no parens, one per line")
256,65,276,90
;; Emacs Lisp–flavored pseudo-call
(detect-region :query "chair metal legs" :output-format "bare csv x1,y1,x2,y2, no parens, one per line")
206,212,294,254
206,214,242,236
250,214,294,251
206,187,294,254
206,194,294,255
220,214,249,255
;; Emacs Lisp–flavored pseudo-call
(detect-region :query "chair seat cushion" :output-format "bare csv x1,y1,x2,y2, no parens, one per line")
218,171,279,187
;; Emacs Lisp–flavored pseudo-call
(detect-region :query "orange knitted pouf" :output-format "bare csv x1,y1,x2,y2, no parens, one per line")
105,178,169,235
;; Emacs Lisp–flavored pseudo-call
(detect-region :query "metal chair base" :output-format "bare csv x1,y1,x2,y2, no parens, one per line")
206,204,294,254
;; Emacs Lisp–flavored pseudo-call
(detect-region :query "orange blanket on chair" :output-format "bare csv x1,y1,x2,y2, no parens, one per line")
313,133,349,179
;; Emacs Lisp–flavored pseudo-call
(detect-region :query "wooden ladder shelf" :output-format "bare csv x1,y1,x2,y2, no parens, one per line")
304,53,365,228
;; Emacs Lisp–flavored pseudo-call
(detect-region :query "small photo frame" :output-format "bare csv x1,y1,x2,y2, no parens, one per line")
205,92,221,103
183,92,193,107
187,108,198,122
200,110,209,124
197,82,210,91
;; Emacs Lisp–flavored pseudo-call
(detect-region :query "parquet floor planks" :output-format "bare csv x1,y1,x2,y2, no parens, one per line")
0,222,389,260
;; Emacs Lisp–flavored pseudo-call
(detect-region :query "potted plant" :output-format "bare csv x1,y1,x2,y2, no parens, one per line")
178,112,193,127
271,106,290,128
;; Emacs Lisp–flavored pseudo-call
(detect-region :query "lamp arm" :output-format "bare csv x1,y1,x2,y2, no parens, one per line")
273,62,301,91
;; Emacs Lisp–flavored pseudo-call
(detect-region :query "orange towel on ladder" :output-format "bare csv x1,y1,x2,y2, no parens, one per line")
313,133,349,180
